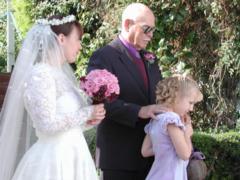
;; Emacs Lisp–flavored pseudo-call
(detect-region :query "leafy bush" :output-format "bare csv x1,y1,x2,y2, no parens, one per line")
0,2,7,72
84,127,97,158
84,129,240,179
9,0,240,131
192,132,240,179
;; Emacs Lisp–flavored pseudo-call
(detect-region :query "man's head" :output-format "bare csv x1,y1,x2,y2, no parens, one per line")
121,3,155,50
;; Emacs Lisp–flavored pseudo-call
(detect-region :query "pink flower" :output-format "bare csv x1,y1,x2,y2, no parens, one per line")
141,50,157,64
80,69,120,104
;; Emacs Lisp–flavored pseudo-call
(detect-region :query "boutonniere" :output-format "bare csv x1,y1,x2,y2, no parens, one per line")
140,50,157,65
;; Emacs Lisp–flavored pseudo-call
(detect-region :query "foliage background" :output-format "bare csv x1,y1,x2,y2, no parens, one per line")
0,0,240,178
1,0,239,132
192,131,240,179
0,1,7,72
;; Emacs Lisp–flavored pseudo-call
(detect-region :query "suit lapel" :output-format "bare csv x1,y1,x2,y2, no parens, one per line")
143,59,154,103
109,38,148,99
141,50,162,104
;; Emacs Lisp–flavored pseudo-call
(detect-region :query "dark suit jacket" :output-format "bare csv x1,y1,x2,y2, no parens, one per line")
87,37,162,171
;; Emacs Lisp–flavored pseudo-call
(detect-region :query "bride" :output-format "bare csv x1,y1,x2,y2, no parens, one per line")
0,15,105,180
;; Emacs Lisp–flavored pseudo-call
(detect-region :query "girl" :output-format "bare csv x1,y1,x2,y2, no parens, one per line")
141,75,203,180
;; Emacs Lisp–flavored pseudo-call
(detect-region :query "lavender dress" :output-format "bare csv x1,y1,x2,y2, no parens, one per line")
145,112,189,180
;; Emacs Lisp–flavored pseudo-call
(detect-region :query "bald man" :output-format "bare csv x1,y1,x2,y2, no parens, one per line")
87,3,162,180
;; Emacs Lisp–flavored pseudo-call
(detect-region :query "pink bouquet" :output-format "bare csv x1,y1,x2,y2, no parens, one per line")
80,69,120,104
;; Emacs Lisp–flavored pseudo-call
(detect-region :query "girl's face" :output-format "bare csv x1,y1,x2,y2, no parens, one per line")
59,25,82,63
172,88,198,117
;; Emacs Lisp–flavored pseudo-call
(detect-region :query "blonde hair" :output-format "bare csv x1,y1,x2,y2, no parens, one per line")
156,75,203,105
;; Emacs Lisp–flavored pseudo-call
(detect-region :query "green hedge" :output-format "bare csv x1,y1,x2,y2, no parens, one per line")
84,130,240,179
84,127,97,158
192,132,240,179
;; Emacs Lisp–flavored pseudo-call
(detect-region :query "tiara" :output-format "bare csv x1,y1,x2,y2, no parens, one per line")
36,15,76,26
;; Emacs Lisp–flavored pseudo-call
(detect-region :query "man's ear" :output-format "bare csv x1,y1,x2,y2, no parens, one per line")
57,33,66,45
124,19,134,32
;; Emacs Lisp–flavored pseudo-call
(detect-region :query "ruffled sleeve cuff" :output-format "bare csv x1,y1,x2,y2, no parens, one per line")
156,112,185,134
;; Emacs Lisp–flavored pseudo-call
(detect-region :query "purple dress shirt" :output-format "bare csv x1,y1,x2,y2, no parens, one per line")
119,35,149,89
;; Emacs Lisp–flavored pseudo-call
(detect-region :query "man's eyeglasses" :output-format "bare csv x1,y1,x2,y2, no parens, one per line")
140,25,156,34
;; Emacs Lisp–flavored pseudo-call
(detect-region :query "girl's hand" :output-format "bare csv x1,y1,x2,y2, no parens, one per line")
181,114,191,124
182,114,193,137
185,122,193,137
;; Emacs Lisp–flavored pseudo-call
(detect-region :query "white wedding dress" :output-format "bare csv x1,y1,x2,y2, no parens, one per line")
11,63,99,180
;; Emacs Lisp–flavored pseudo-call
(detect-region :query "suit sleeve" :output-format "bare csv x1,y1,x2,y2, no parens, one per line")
87,50,141,128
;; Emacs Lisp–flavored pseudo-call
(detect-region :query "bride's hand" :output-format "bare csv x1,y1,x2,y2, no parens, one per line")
87,104,105,125
86,119,103,125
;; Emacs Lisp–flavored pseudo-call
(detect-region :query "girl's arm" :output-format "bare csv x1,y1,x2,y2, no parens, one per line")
168,124,193,160
141,134,154,157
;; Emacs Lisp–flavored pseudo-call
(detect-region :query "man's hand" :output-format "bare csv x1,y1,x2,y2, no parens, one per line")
138,104,170,119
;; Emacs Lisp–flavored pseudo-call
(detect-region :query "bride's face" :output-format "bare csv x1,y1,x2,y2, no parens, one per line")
60,26,82,63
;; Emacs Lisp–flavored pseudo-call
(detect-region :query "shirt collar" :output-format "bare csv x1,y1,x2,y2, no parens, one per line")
119,35,141,59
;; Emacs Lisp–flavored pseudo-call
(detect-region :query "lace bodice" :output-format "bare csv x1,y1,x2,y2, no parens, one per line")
23,63,93,134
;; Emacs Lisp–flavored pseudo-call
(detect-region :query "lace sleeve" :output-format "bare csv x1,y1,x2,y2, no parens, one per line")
23,66,93,134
